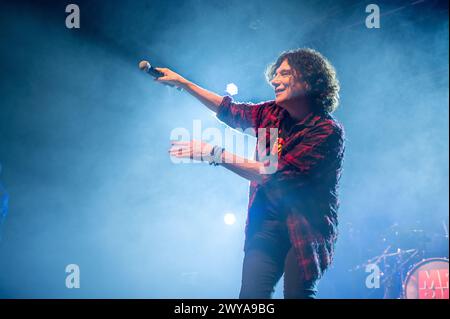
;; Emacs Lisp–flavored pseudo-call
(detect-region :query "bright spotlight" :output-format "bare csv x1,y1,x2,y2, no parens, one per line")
224,213,236,225
225,83,238,96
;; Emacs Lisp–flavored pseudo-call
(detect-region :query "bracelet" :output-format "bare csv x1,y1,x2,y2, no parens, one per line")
208,146,225,166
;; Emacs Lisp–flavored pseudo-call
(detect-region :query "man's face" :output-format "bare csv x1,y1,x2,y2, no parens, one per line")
271,59,308,107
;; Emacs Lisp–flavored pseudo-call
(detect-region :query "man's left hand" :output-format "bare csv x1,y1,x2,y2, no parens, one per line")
169,140,213,162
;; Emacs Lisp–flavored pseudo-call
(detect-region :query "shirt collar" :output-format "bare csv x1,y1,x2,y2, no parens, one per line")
279,107,323,128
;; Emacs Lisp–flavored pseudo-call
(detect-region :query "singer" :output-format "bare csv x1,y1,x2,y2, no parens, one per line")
159,48,345,299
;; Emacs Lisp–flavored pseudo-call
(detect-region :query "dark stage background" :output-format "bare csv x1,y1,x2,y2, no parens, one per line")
0,0,448,298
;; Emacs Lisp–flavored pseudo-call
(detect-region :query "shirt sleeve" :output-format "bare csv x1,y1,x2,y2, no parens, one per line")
216,95,266,132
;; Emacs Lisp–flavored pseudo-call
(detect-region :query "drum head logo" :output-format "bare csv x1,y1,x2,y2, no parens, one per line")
418,268,449,299
404,259,449,299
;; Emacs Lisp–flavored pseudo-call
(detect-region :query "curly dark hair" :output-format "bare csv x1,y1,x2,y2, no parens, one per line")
266,48,340,113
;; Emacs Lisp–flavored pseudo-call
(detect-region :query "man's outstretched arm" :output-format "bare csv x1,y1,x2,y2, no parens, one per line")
169,140,264,183
155,67,266,132
154,67,224,113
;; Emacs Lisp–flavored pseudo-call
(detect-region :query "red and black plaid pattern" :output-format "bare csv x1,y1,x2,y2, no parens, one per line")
217,96,345,281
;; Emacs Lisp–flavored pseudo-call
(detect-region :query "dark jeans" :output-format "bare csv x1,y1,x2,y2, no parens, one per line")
239,223,318,299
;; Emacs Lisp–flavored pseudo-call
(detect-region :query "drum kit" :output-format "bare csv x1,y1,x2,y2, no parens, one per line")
351,221,449,299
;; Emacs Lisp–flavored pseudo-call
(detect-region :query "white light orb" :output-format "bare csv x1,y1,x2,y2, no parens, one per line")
225,83,238,96
224,213,236,225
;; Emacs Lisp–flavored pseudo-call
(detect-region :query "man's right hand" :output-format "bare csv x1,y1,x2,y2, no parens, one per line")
154,67,187,88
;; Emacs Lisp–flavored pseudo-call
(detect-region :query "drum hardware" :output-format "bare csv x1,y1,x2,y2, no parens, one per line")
349,221,448,298
349,246,420,298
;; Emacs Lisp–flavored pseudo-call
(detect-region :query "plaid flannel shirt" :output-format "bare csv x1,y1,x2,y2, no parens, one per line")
216,96,345,281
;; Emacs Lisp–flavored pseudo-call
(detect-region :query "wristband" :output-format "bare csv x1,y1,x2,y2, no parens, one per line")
208,146,225,166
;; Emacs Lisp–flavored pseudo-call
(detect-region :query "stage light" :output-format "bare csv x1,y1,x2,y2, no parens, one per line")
224,212,236,225
225,83,238,96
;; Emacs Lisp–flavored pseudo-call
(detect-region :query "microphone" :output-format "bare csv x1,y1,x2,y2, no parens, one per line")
139,60,183,91
138,60,164,78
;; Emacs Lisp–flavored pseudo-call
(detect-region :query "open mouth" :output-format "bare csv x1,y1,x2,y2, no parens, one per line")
275,89,285,95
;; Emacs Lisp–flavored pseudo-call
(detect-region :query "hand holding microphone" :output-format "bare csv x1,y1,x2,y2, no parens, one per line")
139,59,223,113
138,60,185,91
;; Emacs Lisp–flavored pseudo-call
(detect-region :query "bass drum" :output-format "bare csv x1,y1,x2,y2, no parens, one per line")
403,258,449,299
